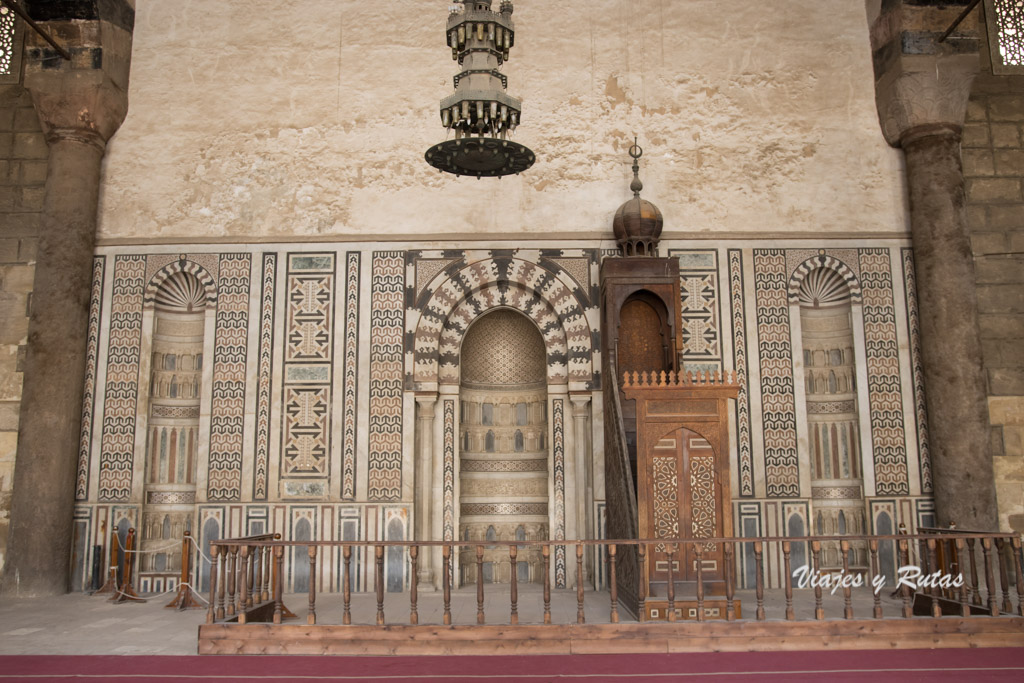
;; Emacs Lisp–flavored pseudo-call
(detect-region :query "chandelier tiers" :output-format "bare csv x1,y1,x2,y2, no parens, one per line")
612,139,663,256
424,0,536,178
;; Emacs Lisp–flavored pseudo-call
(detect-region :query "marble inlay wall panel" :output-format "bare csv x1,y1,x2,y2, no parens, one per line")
728,249,754,497
901,248,932,495
252,253,277,500
76,256,105,501
368,252,405,501
670,249,722,373
279,253,335,489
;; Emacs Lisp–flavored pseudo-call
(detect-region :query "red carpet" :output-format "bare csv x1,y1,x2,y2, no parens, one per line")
1,649,1023,682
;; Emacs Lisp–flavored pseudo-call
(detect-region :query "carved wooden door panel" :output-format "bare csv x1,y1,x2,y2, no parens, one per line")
647,427,726,586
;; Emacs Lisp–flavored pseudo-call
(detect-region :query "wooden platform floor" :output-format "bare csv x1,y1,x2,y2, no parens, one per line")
201,585,1024,655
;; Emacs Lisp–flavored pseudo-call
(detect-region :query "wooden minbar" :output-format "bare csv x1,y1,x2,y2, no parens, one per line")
622,370,741,621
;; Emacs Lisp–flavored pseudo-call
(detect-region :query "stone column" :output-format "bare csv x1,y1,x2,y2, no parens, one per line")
414,395,436,589
0,8,132,595
870,3,997,530
570,394,591,581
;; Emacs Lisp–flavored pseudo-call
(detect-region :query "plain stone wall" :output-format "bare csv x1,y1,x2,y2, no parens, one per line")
963,39,1024,533
0,85,47,571
97,0,908,242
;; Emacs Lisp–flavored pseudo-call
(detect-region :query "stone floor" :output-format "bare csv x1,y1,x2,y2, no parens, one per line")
0,584,1008,655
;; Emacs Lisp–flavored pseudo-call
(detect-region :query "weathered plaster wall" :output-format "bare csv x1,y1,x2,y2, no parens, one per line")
964,33,1024,533
0,85,47,571
97,0,908,242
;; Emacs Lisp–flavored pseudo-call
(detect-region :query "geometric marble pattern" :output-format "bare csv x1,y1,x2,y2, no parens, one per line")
342,252,361,500
443,398,455,541
97,255,147,502
207,254,251,501
728,249,754,497
753,249,800,498
76,256,105,501
253,253,277,500
858,248,910,496
368,252,405,501
671,250,721,370
787,252,862,305
901,248,932,494
280,253,335,480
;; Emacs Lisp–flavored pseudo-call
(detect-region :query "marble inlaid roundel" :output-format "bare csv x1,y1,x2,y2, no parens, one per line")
460,309,546,386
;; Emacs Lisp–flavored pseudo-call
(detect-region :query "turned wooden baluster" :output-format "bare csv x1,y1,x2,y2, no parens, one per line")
542,545,552,624
1012,538,1024,617
410,545,419,625
840,540,853,619
307,545,317,626
273,546,284,625
246,544,258,610
783,541,795,621
442,544,452,626
342,545,352,626
898,539,912,618
509,545,518,625
608,544,619,624
869,540,883,619
217,545,228,620
755,541,766,621
926,539,941,617
375,545,385,626
576,544,585,624
476,545,485,625
695,544,705,623
666,544,677,623
637,544,647,605
237,546,249,625
982,537,999,616
206,545,220,624
966,537,981,604
955,538,970,617
811,540,823,621
225,545,238,616
724,542,735,622
996,538,1012,614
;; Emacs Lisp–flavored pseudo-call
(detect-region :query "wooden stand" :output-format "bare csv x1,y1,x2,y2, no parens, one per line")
92,524,119,596
166,531,205,610
110,527,146,603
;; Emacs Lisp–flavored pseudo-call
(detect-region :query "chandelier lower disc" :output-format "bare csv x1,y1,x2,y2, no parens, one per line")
425,138,535,178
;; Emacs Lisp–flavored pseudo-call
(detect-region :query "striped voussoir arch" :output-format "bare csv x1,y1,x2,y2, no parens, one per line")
412,257,595,387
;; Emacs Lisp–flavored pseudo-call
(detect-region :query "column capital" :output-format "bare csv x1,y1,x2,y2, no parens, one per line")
415,393,438,417
868,1,980,147
22,3,134,145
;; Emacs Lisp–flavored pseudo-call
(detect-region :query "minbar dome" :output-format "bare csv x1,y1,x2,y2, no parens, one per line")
613,195,663,257
612,138,662,257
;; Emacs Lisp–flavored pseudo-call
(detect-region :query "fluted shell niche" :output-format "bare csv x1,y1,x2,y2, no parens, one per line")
799,267,867,571
459,309,549,584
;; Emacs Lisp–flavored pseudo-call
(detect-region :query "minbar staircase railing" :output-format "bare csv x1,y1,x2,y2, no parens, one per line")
205,532,1023,627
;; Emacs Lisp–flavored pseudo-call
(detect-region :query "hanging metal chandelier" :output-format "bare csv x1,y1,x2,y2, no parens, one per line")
424,1,535,178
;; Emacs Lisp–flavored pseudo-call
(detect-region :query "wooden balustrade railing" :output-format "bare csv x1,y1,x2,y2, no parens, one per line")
204,531,1023,627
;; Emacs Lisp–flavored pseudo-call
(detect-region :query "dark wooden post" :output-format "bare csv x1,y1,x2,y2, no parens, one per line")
509,545,519,625
695,544,705,622
307,545,317,626
272,546,284,625
576,544,585,624
375,545,385,626
475,544,485,625
955,538,970,617
206,545,219,624
754,540,766,621
542,544,551,625
608,544,619,624
982,537,999,616
237,546,249,625
783,540,795,621
342,545,352,626
724,542,735,622
899,538,912,618
811,540,823,621
996,538,1012,613
666,544,677,623
927,538,941,617
1012,537,1024,617
869,540,883,619
840,540,853,619
226,546,237,617
410,545,419,625
966,537,981,604
637,543,647,606
442,544,452,626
